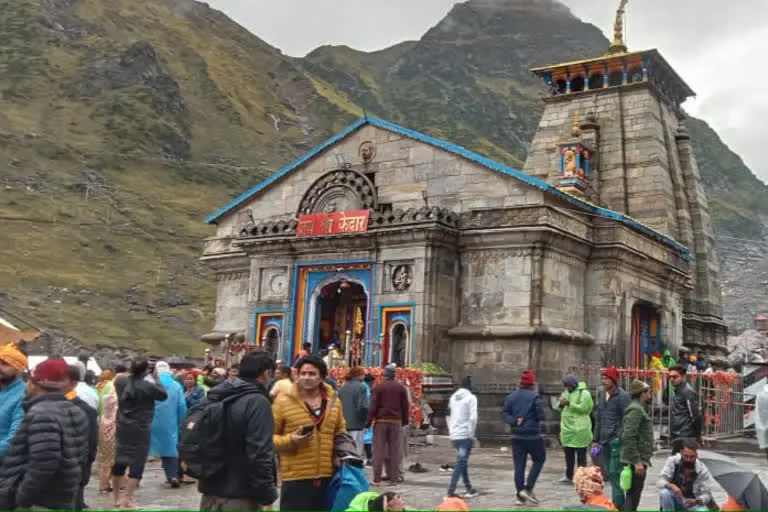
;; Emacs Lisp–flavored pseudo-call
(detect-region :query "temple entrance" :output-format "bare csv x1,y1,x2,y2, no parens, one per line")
315,280,367,353
630,303,663,368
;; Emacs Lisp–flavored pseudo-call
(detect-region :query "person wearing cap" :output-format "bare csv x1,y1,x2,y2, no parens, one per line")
0,343,27,463
0,358,90,510
149,361,187,489
367,363,410,487
591,366,630,510
446,376,479,499
502,370,546,506
621,379,654,511
558,374,594,484
273,354,346,510
72,360,99,410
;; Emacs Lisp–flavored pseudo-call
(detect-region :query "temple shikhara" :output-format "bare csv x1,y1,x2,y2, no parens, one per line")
201,2,727,433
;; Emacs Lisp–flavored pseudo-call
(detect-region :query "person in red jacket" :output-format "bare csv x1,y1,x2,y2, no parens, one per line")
367,364,410,486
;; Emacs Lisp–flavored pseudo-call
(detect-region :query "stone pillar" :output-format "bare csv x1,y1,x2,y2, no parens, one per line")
675,124,728,354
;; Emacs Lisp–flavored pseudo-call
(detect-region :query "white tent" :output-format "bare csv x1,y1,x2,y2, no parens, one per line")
27,355,102,375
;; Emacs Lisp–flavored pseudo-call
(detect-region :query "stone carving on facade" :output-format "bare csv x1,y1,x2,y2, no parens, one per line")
359,141,376,164
298,169,377,216
259,267,288,300
392,265,412,291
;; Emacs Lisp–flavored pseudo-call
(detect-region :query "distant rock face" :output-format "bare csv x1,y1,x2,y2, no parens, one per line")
727,329,768,367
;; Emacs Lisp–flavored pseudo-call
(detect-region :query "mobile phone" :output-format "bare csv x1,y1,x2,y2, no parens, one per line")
300,425,314,436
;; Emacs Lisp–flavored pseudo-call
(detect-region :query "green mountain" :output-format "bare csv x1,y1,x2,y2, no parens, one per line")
0,0,764,355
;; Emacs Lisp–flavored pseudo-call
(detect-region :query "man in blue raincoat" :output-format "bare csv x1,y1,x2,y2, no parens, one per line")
149,361,187,488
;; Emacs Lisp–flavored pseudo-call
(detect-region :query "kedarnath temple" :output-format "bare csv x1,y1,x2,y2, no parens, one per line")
201,3,727,433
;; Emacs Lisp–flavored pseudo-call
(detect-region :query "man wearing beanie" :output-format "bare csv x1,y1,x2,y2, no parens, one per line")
0,358,89,510
621,379,654,511
446,376,479,499
198,350,277,511
592,366,630,509
367,363,410,487
503,370,546,506
0,343,27,463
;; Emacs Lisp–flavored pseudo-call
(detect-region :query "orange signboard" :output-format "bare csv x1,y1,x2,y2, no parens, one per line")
296,210,370,237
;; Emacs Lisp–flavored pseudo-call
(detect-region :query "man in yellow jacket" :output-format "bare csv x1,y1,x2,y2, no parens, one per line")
273,354,347,511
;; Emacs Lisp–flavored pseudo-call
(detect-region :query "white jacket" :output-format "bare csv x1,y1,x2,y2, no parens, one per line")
756,384,768,450
447,388,478,440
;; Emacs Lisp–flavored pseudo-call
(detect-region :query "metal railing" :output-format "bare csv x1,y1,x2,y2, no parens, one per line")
568,364,751,447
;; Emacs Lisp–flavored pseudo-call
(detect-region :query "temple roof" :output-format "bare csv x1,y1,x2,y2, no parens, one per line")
530,48,695,99
206,116,690,259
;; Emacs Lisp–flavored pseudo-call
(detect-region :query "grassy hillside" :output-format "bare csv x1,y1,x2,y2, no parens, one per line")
0,0,359,354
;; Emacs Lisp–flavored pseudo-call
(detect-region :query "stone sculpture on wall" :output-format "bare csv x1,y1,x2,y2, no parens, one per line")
392,265,412,291
359,141,376,164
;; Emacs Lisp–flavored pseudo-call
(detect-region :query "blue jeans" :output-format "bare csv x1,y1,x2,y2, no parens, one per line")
161,456,179,481
447,439,473,495
511,438,546,494
660,489,708,511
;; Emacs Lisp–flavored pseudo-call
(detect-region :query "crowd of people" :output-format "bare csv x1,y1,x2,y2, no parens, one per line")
0,340,760,511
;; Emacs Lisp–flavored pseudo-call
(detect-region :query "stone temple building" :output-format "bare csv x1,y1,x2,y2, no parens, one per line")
201,6,727,433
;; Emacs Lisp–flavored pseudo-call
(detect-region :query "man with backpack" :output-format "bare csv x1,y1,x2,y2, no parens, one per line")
185,351,277,511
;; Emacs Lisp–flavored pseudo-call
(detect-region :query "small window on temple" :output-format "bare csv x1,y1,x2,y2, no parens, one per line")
570,75,585,93
608,71,623,87
589,73,604,90
556,79,567,95
629,67,643,83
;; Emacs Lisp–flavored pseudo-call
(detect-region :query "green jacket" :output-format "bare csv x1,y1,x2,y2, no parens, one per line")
346,492,379,511
620,399,654,465
559,382,594,448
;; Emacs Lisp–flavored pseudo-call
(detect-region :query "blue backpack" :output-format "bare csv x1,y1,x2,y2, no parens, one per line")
326,463,369,511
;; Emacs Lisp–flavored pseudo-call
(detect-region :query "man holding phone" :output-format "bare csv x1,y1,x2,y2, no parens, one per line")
272,355,347,511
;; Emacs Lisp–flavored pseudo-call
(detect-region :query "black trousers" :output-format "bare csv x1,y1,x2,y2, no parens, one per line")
280,478,329,511
564,446,587,480
623,465,647,512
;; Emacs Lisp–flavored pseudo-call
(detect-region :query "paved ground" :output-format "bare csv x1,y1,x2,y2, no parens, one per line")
84,440,768,510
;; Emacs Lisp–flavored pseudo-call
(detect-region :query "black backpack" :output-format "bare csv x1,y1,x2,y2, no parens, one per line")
178,393,243,480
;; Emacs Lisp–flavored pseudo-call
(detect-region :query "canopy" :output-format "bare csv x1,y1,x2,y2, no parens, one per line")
27,355,102,375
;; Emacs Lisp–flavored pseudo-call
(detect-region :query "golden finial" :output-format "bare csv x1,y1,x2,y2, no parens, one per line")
607,0,629,54
572,111,581,137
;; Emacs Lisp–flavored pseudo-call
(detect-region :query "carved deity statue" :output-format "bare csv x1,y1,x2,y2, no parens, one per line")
392,265,412,291
563,148,578,176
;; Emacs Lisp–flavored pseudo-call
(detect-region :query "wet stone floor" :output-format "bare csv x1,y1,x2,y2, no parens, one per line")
85,440,768,510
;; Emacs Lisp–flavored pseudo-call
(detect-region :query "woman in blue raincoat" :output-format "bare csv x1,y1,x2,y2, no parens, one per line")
149,361,187,487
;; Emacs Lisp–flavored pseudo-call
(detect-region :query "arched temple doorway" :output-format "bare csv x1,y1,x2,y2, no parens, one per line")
314,280,368,353
630,303,663,368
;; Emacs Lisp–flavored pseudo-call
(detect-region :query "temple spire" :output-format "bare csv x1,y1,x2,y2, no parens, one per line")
607,0,629,54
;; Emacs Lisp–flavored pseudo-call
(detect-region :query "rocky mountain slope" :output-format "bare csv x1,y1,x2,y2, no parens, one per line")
1,0,764,355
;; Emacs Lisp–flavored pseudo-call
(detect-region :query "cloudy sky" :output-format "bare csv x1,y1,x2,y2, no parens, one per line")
207,0,767,183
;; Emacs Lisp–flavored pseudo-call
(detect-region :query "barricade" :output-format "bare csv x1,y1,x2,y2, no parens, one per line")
567,363,749,447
